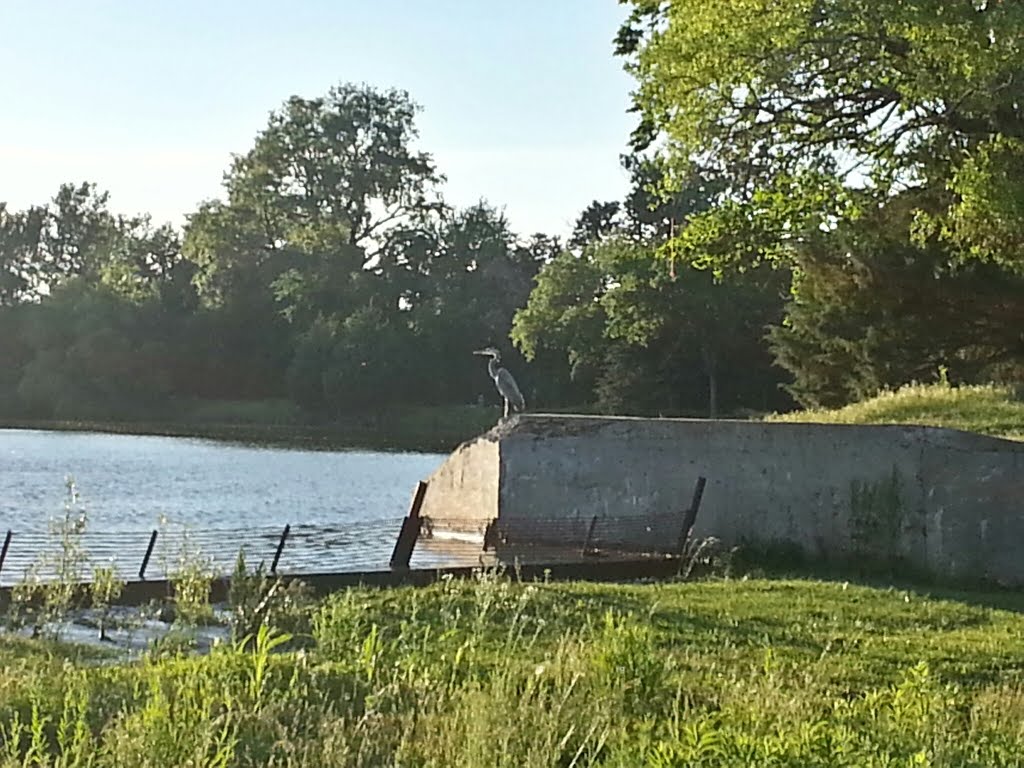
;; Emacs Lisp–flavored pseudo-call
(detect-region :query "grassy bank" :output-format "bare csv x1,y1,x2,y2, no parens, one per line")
768,382,1024,440
0,402,499,453
2,575,1023,766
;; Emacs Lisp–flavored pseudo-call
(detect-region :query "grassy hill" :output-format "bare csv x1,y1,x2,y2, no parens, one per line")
2,576,1023,765
767,382,1024,440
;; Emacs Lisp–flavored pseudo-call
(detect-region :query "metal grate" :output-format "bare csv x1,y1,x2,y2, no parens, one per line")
484,511,687,555
0,509,695,587
0,519,485,587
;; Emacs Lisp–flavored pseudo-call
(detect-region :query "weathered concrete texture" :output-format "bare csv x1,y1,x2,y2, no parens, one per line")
418,436,499,534
418,414,1024,585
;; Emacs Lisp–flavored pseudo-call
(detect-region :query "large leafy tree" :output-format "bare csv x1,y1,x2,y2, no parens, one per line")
185,82,441,313
14,279,176,418
1,183,184,302
0,203,37,408
40,182,122,284
514,237,787,416
514,156,790,417
182,82,445,404
290,201,553,414
770,191,1024,407
617,1,1024,408
98,216,184,303
284,200,553,415
0,185,198,417
617,0,1024,269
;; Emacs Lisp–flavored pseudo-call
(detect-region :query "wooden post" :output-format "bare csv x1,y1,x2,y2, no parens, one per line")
0,530,11,577
390,481,428,570
271,524,291,574
677,476,707,554
139,529,158,580
580,515,599,557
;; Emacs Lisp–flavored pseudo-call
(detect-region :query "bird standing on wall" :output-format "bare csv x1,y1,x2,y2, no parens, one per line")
473,346,526,418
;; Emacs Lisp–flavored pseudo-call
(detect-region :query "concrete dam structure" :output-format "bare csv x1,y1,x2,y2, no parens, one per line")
418,414,1024,586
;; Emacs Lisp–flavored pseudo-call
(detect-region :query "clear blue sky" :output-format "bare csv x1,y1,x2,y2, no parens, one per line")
0,1,636,238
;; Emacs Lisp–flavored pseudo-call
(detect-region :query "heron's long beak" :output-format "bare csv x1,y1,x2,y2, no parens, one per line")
472,349,489,356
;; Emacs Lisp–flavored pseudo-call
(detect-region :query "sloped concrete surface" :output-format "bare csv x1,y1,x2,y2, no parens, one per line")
418,434,499,535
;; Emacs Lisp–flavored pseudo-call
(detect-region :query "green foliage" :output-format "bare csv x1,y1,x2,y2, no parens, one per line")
513,152,794,417
7,479,91,639
184,83,439,309
0,203,44,307
228,552,313,647
769,191,1024,408
944,135,1024,267
167,532,217,629
768,381,1024,440
618,0,1024,273
89,565,125,643
13,280,176,419
514,237,789,416
511,243,606,381
3,577,1024,765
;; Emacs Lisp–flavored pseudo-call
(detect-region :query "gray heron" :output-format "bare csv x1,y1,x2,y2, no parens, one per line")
473,346,526,418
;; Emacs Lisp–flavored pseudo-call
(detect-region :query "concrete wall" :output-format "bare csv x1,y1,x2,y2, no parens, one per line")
419,436,499,535
418,414,1024,585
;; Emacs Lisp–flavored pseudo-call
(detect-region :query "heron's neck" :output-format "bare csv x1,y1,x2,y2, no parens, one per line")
488,357,500,378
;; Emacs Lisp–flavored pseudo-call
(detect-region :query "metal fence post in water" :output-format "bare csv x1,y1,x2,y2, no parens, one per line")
271,524,290,574
390,480,428,570
139,529,158,580
0,530,11,577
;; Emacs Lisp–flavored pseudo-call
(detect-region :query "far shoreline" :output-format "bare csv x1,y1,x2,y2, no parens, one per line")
0,415,485,455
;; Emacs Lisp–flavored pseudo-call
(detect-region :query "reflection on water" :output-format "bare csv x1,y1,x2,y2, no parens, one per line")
0,428,460,577
0,429,445,532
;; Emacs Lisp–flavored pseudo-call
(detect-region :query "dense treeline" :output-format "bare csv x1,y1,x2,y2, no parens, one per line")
0,86,552,421
6,0,1024,429
0,83,791,424
616,0,1024,407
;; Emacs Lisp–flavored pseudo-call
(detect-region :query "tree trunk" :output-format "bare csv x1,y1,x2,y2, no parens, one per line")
700,340,718,419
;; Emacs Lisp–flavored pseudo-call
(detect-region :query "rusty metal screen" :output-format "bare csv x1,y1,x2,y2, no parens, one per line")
0,519,484,587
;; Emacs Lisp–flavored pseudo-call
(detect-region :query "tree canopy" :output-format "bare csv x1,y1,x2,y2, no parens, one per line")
513,159,790,416
617,0,1024,270
5,37,1024,429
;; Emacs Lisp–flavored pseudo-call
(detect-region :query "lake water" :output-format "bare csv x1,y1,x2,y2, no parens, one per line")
0,428,456,582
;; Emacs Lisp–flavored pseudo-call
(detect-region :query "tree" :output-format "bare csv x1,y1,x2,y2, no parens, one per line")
404,202,548,407
41,182,121,285
511,243,607,389
569,201,622,248
770,191,1024,407
185,82,442,312
515,150,794,417
98,217,184,303
0,203,45,305
514,236,789,417
14,280,174,418
617,0,1024,270
181,82,446,406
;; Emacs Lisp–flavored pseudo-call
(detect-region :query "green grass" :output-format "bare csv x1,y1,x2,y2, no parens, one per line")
768,382,1024,440
2,575,1024,766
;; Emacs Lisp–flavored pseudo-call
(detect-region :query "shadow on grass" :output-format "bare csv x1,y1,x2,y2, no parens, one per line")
730,539,1024,615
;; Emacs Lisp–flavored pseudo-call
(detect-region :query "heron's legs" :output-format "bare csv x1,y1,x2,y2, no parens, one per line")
503,398,509,418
